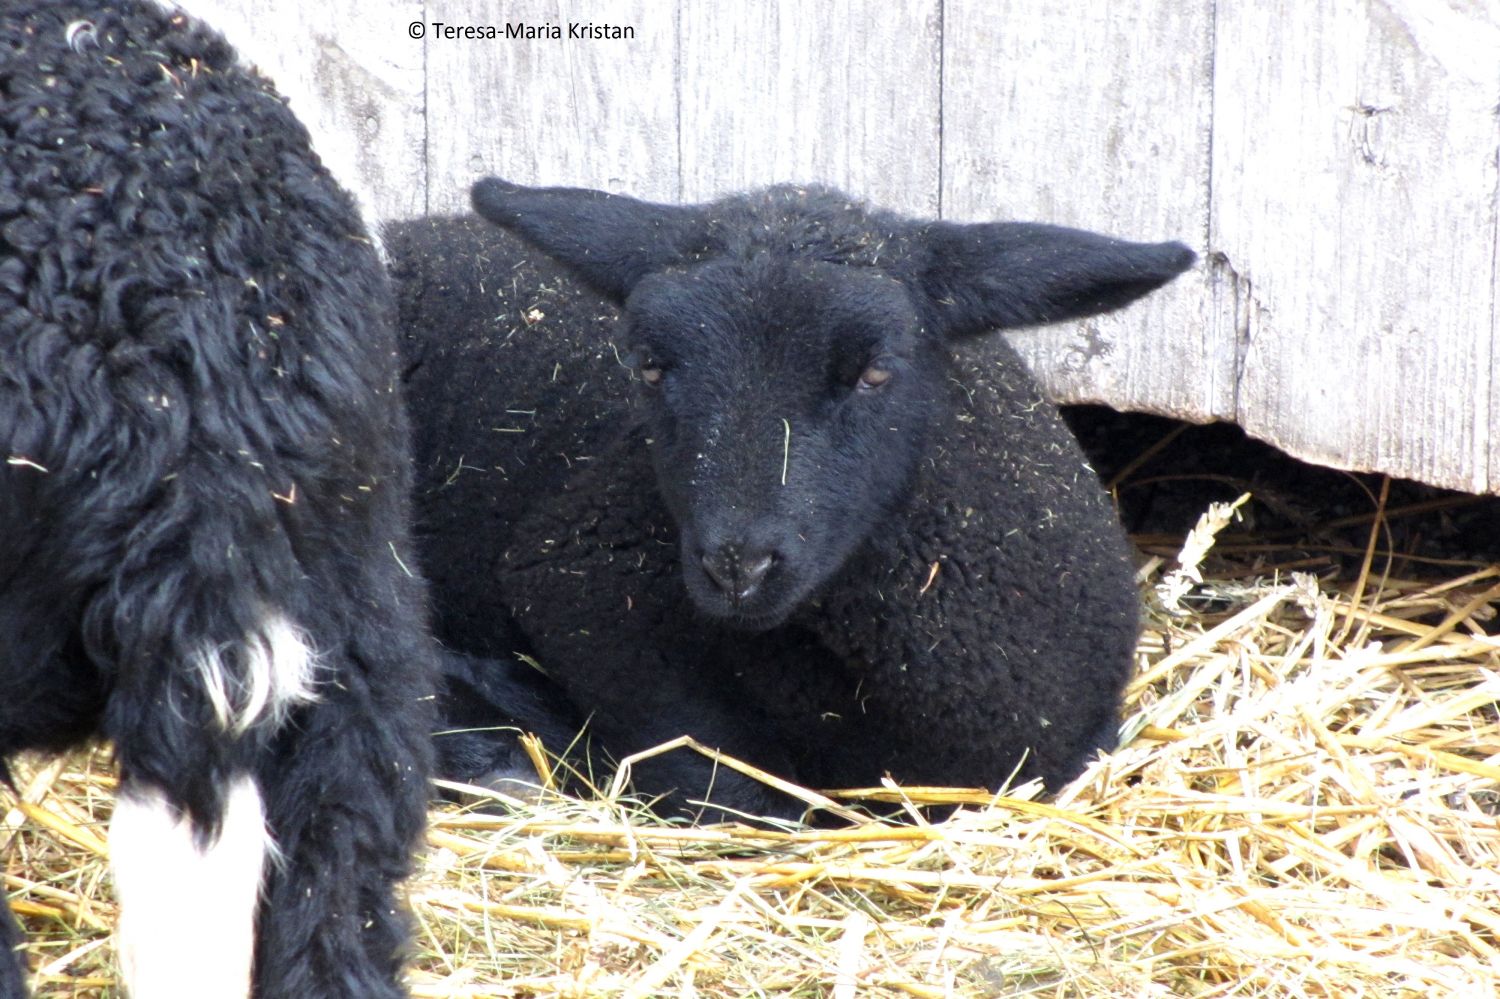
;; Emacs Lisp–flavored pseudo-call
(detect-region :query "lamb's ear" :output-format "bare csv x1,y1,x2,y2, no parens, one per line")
913,219,1196,338
471,178,708,302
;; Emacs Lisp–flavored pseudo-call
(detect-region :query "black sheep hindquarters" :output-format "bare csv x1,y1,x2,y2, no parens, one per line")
0,3,436,995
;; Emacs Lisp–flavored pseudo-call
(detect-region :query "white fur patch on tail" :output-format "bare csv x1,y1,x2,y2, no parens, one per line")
110,777,269,999
196,615,320,734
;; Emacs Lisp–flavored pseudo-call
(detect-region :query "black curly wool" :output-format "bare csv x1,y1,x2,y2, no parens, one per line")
0,2,435,995
397,182,1193,822
0,902,21,999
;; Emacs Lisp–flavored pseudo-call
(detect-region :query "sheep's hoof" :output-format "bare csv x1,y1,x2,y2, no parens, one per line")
449,763,559,810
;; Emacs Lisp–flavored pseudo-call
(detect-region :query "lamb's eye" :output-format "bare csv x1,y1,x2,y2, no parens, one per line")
639,364,665,387
856,363,894,392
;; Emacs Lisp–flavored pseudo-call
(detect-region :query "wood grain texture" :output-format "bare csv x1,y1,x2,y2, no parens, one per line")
422,0,679,211
677,0,941,215
1213,0,1500,493
181,0,1500,493
941,0,1217,423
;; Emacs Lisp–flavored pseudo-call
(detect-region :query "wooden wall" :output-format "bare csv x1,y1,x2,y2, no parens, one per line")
186,0,1500,494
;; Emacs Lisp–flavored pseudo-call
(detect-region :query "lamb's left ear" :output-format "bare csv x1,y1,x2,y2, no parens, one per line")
912,219,1196,338
472,178,710,303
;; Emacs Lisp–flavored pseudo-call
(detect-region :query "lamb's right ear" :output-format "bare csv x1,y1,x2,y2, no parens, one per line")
913,219,1197,338
471,178,709,302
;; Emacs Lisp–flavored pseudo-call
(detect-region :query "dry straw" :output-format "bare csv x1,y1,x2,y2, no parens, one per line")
4,491,1498,997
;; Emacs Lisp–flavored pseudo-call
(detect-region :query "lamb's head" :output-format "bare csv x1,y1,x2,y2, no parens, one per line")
472,179,1195,629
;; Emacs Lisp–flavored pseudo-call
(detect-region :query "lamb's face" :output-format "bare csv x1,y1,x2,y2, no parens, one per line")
467,176,1196,629
624,257,943,629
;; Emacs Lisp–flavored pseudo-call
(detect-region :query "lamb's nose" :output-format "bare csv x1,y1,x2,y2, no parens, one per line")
701,546,775,603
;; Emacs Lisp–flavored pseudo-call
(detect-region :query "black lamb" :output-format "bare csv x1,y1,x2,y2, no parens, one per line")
1,3,435,996
394,179,1195,822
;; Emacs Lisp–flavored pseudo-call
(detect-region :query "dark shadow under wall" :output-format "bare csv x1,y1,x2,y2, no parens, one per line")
1064,406,1500,579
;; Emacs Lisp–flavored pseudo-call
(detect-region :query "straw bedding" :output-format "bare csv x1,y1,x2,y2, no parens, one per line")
5,429,1498,998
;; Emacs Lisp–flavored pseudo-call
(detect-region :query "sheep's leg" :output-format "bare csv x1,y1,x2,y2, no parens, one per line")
108,776,268,999
251,631,432,999
567,626,850,822
432,638,805,820
434,648,587,793
82,463,430,996
576,666,810,823
100,604,322,999
102,605,318,998
0,892,27,999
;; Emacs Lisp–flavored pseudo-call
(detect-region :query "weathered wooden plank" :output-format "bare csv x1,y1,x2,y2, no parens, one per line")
677,0,941,215
422,0,679,212
1493,133,1500,497
940,0,1217,423
1212,0,1500,494
184,0,1500,494
183,0,427,224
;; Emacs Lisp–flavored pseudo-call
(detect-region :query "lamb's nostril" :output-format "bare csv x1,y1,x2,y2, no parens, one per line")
701,551,736,594
701,547,777,604
739,553,774,591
